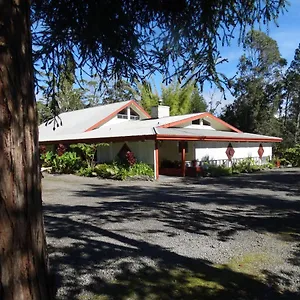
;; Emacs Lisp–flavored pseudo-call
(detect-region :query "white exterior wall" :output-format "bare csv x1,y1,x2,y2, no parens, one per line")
97,140,155,166
101,116,132,127
194,141,272,161
185,124,215,130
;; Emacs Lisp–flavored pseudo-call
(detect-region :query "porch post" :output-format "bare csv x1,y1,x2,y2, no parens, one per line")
154,140,159,180
180,141,186,177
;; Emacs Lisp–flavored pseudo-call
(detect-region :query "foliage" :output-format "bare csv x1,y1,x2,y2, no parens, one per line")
202,157,276,177
232,158,262,174
36,100,52,124
203,164,232,177
281,44,300,146
162,81,194,115
32,0,287,96
70,143,108,168
56,144,67,156
279,145,300,167
93,162,154,180
137,81,159,114
190,88,207,113
102,80,136,104
40,54,84,120
40,151,55,167
51,152,82,174
138,80,207,115
127,162,154,177
125,151,137,166
81,78,102,107
77,167,97,177
221,30,286,136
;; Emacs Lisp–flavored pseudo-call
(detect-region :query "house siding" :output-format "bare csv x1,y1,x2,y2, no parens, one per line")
194,141,272,162
97,140,155,166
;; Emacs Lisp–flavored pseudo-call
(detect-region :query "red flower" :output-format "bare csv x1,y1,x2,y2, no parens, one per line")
125,151,136,166
57,144,66,156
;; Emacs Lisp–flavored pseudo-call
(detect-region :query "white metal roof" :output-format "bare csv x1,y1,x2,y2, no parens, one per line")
38,101,281,144
38,100,152,137
155,128,282,141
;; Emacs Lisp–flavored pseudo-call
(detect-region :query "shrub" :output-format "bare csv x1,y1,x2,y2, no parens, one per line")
125,151,137,166
94,162,154,180
41,151,55,167
70,143,108,168
204,165,232,177
77,167,97,177
52,151,82,174
280,145,300,167
56,144,67,156
128,162,154,177
232,158,262,174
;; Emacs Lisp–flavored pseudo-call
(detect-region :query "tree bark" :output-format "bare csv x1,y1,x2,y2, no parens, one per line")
0,1,52,299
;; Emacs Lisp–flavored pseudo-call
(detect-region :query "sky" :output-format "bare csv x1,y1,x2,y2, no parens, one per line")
202,0,300,111
152,0,300,113
36,0,300,111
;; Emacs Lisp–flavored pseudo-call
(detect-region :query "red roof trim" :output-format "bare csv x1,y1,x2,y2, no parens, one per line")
39,134,156,145
156,134,282,143
158,112,242,133
85,100,151,132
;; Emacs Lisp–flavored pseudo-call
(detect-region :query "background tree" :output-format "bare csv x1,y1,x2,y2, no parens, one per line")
81,78,102,107
137,81,160,114
102,80,136,104
190,88,208,113
221,30,286,136
36,100,52,124
282,45,300,145
162,81,194,115
1,1,288,299
42,53,84,113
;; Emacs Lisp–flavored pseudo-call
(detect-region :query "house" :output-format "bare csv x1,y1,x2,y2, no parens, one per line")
39,100,282,179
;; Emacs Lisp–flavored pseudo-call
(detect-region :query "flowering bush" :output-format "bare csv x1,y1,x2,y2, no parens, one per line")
56,144,66,156
125,151,136,166
39,145,47,154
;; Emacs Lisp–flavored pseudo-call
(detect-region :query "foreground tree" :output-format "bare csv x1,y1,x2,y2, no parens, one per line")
1,0,289,299
0,1,52,299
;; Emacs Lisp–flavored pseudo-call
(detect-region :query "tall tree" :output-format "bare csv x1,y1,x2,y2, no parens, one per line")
283,44,300,145
81,79,102,107
0,1,52,299
137,81,160,114
162,81,194,115
1,1,288,299
42,54,84,113
221,30,286,135
190,88,207,113
36,100,52,124
102,80,136,104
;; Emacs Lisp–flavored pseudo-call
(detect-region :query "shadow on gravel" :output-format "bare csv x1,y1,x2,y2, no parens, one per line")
44,169,300,299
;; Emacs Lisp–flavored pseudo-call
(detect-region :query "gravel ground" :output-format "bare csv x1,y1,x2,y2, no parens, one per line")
42,168,300,299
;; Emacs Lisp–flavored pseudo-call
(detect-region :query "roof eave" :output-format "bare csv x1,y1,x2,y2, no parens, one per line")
156,134,282,142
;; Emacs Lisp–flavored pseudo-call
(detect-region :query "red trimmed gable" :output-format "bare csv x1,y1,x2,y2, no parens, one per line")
158,112,242,133
85,100,151,132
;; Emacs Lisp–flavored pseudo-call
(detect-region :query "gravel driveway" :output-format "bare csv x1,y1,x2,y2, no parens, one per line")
43,169,300,300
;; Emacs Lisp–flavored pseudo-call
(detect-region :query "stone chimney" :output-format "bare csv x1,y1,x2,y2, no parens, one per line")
151,99,170,118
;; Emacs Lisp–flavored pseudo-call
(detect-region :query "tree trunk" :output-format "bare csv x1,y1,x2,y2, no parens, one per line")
0,1,52,299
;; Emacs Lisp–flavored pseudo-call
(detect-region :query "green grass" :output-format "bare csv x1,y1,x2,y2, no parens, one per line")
77,253,284,300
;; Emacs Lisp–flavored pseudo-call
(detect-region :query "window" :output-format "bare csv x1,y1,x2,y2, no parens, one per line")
117,114,127,119
203,119,210,126
192,119,200,125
